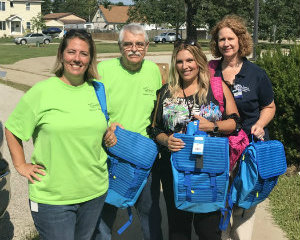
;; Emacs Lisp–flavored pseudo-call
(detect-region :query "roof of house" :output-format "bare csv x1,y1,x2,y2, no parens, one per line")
99,5,130,24
11,0,43,2
44,13,86,24
44,13,73,20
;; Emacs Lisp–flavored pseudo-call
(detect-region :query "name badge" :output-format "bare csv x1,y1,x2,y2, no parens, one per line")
233,88,243,99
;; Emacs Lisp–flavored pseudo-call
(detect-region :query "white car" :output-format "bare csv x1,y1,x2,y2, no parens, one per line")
154,32,181,43
14,33,52,45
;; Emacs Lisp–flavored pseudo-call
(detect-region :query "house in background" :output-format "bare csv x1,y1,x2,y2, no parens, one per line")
0,0,42,37
92,5,129,30
43,12,86,33
92,5,156,31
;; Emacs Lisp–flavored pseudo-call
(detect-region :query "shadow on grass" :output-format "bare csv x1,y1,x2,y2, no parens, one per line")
0,79,31,92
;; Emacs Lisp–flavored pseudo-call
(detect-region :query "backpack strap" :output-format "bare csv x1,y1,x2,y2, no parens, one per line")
117,208,133,235
92,81,110,123
208,60,224,113
219,194,233,230
209,60,234,230
93,81,133,234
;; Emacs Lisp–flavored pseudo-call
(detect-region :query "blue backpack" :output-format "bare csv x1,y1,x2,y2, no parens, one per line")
230,138,287,209
171,121,231,229
93,81,158,234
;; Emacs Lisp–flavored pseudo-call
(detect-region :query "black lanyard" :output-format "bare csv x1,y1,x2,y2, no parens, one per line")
182,89,194,119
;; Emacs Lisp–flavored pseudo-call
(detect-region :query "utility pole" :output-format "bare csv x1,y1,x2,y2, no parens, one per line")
253,0,259,60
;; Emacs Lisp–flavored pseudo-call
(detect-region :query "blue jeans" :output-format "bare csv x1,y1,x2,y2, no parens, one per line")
30,193,107,240
93,169,162,240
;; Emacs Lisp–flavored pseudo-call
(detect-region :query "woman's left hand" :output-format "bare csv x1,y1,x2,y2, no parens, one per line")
104,122,124,147
193,115,213,132
104,131,117,147
251,124,265,140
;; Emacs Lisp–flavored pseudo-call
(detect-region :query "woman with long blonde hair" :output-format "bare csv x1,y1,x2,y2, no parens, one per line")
150,40,239,240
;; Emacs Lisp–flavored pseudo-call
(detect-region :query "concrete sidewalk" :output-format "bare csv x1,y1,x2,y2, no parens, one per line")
0,52,174,87
0,55,288,240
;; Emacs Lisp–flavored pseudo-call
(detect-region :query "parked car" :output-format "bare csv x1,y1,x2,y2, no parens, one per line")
154,32,181,43
42,27,62,35
0,121,10,219
14,33,52,45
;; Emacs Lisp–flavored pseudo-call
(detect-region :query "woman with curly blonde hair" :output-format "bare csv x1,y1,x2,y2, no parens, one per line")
149,40,239,240
209,15,276,240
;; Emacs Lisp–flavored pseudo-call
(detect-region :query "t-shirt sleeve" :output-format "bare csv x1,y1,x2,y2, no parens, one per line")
5,93,38,142
257,70,274,107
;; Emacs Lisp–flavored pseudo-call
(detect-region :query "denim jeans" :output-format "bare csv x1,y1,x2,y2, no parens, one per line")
93,168,162,240
30,193,107,240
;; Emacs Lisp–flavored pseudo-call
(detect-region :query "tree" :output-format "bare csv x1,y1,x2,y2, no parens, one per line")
41,0,52,15
128,0,185,38
185,0,199,40
192,0,254,31
256,46,300,165
31,13,46,33
61,0,99,21
259,0,300,42
183,0,254,40
52,0,65,13
160,0,185,38
128,0,166,26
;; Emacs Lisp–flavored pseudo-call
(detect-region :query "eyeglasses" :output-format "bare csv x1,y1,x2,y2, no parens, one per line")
121,41,147,50
174,39,199,48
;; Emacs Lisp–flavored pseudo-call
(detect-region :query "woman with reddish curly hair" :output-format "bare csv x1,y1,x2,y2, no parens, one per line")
210,15,253,58
210,15,276,240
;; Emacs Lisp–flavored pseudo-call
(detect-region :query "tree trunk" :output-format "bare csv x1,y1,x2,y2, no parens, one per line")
185,0,198,40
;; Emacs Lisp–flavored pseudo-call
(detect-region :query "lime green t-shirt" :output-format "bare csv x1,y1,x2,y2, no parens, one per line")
5,77,108,205
97,58,162,137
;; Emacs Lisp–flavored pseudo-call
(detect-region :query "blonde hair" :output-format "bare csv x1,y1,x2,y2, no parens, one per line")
168,42,210,105
210,15,253,58
52,29,99,81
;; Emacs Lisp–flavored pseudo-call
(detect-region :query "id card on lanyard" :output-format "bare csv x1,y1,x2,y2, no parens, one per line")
232,84,243,99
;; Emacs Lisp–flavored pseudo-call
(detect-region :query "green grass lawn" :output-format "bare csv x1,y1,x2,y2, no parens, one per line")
0,41,210,65
0,44,59,64
269,174,300,240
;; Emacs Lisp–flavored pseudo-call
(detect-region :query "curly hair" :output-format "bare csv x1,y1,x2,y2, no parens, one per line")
52,29,99,81
168,41,210,105
210,15,253,58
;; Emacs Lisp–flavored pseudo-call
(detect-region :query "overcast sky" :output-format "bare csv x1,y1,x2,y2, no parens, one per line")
109,0,133,5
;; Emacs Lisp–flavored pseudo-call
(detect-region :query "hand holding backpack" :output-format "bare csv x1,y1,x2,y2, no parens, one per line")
231,137,287,209
171,121,231,230
93,81,158,234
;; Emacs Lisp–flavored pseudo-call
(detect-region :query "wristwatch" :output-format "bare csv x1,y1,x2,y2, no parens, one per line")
213,122,219,134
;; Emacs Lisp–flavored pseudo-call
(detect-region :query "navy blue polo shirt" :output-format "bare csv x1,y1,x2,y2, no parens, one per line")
214,58,274,139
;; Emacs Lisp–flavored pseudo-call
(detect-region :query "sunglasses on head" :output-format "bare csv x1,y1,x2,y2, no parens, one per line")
65,29,92,39
174,39,199,48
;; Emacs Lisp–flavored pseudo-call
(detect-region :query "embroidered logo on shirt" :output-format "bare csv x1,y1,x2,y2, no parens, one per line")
142,87,155,96
88,103,101,111
232,84,250,99
234,84,250,93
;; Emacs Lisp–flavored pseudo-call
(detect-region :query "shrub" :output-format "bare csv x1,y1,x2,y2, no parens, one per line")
256,45,300,166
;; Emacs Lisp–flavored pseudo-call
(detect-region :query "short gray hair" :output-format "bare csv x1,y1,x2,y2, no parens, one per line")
118,23,149,43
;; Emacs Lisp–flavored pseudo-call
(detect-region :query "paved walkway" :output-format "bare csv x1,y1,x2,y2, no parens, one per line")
0,55,288,240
